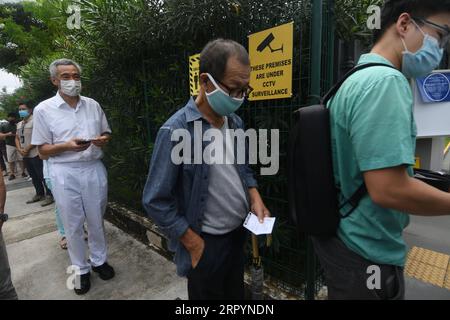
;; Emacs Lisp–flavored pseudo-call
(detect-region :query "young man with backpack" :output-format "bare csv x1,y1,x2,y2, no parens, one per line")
312,0,450,300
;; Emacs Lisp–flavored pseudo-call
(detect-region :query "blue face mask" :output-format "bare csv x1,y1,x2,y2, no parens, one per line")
401,21,444,79
19,110,30,118
205,73,245,116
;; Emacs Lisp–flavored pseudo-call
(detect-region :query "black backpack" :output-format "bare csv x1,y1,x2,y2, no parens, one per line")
288,63,397,236
414,168,450,192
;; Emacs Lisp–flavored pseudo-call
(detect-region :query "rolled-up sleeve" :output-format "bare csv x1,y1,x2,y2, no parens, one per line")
142,126,189,240
243,165,258,188
31,108,52,146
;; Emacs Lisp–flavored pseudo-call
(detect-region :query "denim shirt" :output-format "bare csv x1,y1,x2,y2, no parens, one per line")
142,97,258,277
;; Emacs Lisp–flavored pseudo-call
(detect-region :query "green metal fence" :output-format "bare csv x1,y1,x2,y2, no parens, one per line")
107,0,336,299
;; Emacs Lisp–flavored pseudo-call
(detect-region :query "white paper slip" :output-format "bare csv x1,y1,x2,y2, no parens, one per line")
243,212,276,235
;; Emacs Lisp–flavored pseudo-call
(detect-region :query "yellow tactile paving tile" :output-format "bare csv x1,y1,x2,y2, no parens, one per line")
405,260,446,287
405,247,450,289
445,265,450,290
407,246,449,269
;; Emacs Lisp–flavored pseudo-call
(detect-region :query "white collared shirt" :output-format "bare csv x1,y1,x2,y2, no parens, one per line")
32,92,111,163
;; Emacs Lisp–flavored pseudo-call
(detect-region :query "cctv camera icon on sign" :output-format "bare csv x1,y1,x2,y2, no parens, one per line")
257,33,284,54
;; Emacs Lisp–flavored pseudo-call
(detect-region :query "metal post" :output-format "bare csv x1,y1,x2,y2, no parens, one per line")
310,0,323,104
326,0,335,90
305,236,316,300
305,0,324,301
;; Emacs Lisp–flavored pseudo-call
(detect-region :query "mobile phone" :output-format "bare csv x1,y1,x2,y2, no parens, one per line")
76,139,92,145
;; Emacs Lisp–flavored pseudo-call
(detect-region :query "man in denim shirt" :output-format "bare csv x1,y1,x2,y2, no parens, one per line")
142,39,270,300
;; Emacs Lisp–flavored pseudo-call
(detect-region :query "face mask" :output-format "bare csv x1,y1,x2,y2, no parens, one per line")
401,21,444,78
205,73,245,116
60,80,82,97
19,110,29,118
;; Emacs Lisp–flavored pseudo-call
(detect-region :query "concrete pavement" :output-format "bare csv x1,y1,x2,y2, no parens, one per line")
2,176,188,300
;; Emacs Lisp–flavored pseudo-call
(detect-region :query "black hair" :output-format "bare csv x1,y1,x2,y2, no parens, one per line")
18,102,33,110
7,112,17,118
374,0,450,43
199,39,250,82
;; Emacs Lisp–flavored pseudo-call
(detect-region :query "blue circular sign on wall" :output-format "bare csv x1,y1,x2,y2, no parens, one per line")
423,73,450,102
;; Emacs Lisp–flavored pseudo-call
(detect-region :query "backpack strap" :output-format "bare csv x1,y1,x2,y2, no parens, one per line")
339,184,368,218
322,62,398,218
321,63,398,106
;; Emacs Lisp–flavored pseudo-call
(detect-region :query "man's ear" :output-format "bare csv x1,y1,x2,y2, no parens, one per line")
51,77,59,87
396,13,413,38
199,73,209,90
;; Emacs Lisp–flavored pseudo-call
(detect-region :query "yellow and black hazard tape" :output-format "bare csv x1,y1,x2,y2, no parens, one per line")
189,54,201,95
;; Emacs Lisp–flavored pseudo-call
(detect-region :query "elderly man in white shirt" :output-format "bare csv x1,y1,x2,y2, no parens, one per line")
31,58,114,295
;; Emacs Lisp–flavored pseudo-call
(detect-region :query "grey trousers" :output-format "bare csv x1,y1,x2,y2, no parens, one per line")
312,236,405,300
0,232,18,300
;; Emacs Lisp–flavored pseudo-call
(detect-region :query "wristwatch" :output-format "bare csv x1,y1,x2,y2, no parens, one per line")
0,213,8,222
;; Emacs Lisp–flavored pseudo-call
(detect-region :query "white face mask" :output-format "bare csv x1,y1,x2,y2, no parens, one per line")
60,80,82,97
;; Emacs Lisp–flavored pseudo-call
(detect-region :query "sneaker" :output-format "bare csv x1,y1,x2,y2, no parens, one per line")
21,173,28,178
26,177,32,182
26,195,45,204
74,272,91,295
59,237,68,250
8,175,15,181
92,262,115,281
41,195,54,207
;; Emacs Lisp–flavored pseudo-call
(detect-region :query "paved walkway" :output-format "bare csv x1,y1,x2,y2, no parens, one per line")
2,176,187,300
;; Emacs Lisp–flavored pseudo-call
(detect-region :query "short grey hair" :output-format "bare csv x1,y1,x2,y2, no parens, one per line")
49,58,82,78
199,39,250,82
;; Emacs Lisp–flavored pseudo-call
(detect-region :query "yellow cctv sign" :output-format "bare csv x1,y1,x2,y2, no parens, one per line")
248,22,293,101
189,53,201,96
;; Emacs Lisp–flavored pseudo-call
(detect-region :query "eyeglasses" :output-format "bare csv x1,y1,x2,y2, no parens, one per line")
207,73,253,99
413,17,450,48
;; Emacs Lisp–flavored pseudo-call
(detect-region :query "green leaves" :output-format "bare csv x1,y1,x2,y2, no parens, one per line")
0,1,68,74
334,0,383,43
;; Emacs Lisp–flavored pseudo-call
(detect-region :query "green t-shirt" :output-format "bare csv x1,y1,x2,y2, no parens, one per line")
328,53,416,267
0,122,17,147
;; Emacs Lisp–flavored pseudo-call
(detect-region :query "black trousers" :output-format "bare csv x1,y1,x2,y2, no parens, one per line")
187,227,247,300
312,236,405,300
0,232,18,300
23,156,51,197
0,142,6,172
